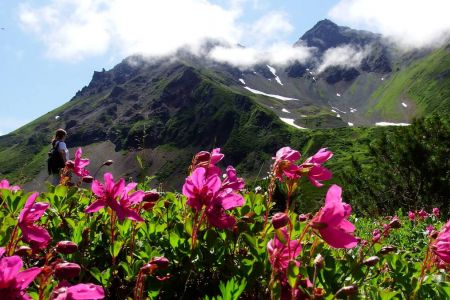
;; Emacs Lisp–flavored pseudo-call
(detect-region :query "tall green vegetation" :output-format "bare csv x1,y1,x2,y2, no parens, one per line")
343,114,450,215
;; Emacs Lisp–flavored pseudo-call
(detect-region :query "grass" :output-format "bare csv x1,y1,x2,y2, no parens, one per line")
368,44,450,119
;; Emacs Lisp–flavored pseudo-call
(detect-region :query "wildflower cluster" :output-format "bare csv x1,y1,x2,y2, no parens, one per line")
0,145,448,299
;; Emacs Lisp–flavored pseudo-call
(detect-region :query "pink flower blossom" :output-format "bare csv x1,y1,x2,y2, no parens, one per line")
408,211,415,221
182,167,245,229
267,227,302,271
85,173,145,222
67,148,90,177
18,193,51,249
372,229,382,243
222,166,245,190
311,185,358,248
191,148,224,176
272,147,301,181
433,220,450,263
299,148,333,187
51,281,105,300
426,225,434,235
0,255,41,300
418,209,429,219
0,179,21,192
433,208,440,218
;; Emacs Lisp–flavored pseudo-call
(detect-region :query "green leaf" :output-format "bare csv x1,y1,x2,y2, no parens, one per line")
110,240,124,258
287,261,300,289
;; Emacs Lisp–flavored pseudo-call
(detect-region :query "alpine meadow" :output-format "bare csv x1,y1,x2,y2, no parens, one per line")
0,1,449,299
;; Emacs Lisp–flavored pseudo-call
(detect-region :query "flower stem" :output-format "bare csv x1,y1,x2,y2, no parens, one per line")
6,224,19,256
110,209,117,266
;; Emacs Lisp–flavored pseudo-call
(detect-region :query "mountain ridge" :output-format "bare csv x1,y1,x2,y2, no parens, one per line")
0,19,448,191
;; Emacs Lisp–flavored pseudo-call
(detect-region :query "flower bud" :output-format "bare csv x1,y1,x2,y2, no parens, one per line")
142,202,156,211
362,256,380,266
164,201,170,208
298,214,309,222
103,160,114,166
56,241,78,254
271,212,289,229
82,176,94,183
314,254,325,269
338,285,358,296
372,229,382,243
194,151,211,163
150,257,170,270
15,246,32,257
143,191,159,202
380,245,396,255
388,217,401,229
54,262,81,280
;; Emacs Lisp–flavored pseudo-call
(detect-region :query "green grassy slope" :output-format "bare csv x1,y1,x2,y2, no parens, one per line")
368,43,450,119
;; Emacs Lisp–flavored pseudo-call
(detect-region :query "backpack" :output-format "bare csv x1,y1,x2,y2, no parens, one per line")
47,141,65,175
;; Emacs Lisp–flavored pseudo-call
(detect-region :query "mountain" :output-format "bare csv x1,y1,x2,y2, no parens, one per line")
0,19,449,191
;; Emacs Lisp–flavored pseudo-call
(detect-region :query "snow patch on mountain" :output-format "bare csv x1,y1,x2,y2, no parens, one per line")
331,106,347,114
376,122,410,126
244,87,299,101
280,118,307,129
282,108,290,113
239,78,245,85
266,65,283,85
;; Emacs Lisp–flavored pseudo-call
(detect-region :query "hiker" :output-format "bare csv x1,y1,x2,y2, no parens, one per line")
48,129,69,185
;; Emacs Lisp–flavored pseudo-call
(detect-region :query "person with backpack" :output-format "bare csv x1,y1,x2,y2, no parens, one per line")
48,129,69,185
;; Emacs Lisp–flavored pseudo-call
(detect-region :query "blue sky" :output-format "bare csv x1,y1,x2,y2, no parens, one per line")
1,0,449,135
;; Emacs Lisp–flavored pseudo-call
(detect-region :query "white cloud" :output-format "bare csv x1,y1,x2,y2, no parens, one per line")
209,43,312,68
316,45,369,73
19,0,242,60
18,0,304,66
249,12,293,44
329,0,450,48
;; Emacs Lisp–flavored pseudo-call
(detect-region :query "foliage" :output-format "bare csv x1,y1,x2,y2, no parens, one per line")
0,145,449,299
343,114,450,215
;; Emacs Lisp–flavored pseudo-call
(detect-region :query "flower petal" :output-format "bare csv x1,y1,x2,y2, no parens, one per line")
16,267,41,290
84,199,106,213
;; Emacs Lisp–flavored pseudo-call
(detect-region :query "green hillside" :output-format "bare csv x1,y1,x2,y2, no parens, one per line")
368,43,450,119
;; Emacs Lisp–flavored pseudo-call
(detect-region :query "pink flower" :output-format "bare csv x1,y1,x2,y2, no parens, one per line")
68,148,90,177
0,255,41,300
191,148,224,177
418,209,429,219
433,208,440,218
272,147,301,181
51,281,105,300
426,225,434,235
372,229,382,243
299,148,333,187
222,166,245,190
18,193,51,249
85,173,145,222
311,185,358,248
267,227,302,271
182,167,245,229
408,211,415,221
0,179,21,192
433,220,450,263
